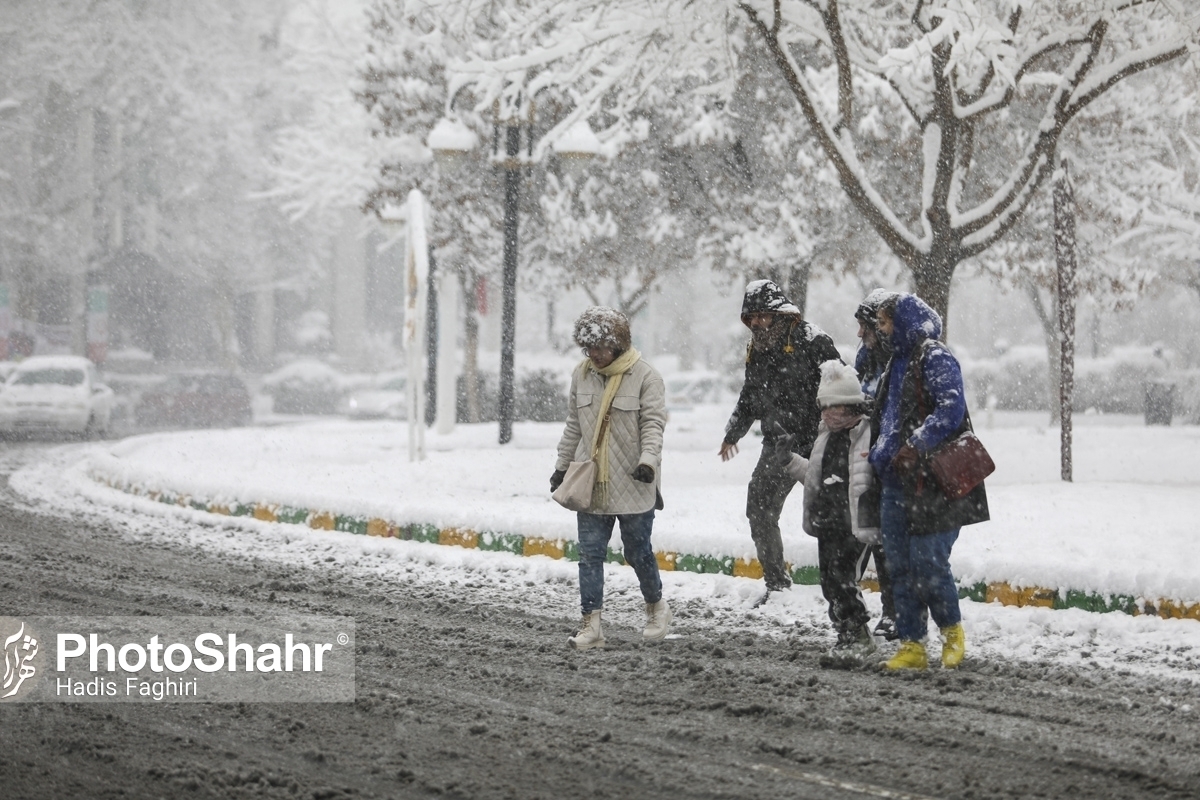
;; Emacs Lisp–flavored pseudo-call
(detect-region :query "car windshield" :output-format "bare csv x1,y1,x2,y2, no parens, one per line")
380,378,406,391
12,368,85,387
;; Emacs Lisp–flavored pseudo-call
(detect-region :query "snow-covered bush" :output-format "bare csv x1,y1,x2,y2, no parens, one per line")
261,360,345,415
516,369,569,423
455,368,569,424
1075,348,1169,414
961,346,1172,414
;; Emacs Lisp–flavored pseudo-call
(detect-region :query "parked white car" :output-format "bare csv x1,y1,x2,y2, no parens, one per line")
0,355,115,437
343,374,407,420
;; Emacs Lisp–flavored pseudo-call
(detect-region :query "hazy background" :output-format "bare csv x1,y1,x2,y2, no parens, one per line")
2,0,1197,425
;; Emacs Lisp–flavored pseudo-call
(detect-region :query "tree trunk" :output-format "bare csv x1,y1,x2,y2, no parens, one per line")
73,105,95,357
459,267,481,424
1054,161,1077,482
787,258,811,319
910,248,955,332
1023,279,1061,423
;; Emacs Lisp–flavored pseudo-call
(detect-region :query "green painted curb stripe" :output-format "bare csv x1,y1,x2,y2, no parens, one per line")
958,583,986,603
92,471,1200,621
478,531,523,554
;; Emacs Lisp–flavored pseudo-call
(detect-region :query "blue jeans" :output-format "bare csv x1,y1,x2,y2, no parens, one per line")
577,509,662,614
880,486,961,642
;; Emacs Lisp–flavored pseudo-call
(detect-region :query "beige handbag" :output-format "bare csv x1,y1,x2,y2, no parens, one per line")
552,410,611,512
552,459,597,511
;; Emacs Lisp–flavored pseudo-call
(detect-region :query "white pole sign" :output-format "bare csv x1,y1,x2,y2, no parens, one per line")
404,190,429,462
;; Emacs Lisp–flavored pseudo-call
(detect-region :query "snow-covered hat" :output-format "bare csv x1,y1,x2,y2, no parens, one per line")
816,360,866,408
573,306,631,352
740,279,801,326
855,288,900,325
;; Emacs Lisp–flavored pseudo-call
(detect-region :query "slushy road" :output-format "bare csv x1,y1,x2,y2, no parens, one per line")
1,443,1197,799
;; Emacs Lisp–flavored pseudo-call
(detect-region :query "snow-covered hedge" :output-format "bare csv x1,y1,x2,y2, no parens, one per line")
961,346,1176,416
261,360,347,415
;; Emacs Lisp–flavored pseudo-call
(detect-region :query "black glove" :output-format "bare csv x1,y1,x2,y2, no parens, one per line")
550,469,567,492
632,464,655,483
768,421,797,469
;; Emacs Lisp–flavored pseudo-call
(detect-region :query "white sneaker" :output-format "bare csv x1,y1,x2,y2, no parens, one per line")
568,611,605,650
643,599,672,641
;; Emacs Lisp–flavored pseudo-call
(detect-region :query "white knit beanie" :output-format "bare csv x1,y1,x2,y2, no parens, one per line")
816,360,866,407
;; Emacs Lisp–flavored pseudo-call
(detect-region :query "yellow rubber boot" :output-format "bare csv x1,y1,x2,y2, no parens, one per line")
941,623,965,668
885,640,928,671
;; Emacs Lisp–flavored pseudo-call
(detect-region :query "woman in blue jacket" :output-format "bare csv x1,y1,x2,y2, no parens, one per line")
869,294,989,670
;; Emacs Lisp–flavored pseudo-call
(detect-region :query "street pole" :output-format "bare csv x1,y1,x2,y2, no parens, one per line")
1053,159,1077,483
426,248,438,427
498,123,521,444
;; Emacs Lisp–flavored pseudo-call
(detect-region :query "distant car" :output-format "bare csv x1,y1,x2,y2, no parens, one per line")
135,372,252,429
0,355,115,437
0,362,18,384
663,370,727,411
343,375,407,420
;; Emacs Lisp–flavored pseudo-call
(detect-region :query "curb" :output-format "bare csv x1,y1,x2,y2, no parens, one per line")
91,470,1200,622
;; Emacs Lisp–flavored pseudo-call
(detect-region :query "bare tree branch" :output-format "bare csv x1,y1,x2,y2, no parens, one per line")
823,0,854,131
739,1,919,265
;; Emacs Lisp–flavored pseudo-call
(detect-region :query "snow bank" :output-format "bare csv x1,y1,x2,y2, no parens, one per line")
70,408,1200,613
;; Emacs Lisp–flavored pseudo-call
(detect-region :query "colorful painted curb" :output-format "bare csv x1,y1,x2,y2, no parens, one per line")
94,472,1200,622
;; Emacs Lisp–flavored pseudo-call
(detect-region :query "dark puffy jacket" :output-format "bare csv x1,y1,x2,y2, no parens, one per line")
853,289,898,398
869,295,988,535
724,318,842,456
855,344,886,399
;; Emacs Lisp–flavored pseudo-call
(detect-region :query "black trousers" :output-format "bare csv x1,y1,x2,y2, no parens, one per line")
816,527,871,633
746,448,797,591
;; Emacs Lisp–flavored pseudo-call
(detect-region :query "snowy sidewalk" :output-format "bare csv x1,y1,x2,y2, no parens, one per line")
72,407,1200,617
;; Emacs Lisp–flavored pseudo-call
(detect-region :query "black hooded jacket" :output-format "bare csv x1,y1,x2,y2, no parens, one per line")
724,282,842,456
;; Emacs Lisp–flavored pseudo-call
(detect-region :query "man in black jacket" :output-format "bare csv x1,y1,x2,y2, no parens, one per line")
719,280,843,601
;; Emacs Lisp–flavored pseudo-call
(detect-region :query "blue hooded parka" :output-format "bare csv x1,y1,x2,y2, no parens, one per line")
869,295,988,534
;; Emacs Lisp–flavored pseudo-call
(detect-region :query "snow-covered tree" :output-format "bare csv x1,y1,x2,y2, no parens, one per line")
437,0,1199,320
1103,69,1200,303
528,108,705,321
0,0,308,363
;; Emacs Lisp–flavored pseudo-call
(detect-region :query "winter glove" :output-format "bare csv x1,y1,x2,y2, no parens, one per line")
550,469,567,493
768,422,797,469
632,464,655,483
892,444,919,476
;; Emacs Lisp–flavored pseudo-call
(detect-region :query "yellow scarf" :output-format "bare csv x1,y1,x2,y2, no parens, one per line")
578,347,641,507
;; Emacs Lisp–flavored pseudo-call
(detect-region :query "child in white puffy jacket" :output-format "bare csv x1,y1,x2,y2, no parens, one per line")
775,360,880,657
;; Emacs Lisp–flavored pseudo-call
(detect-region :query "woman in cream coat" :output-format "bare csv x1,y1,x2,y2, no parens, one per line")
551,306,670,650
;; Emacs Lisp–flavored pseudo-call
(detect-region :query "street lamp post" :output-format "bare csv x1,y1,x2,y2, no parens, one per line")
432,112,596,444
497,119,522,444
428,118,479,432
